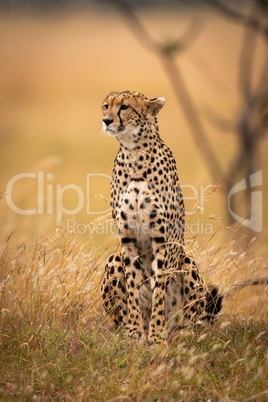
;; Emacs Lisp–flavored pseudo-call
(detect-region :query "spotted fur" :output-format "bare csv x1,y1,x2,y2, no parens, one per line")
100,91,222,343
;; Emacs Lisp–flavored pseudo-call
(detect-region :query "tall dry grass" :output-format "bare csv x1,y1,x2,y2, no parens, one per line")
0,214,267,400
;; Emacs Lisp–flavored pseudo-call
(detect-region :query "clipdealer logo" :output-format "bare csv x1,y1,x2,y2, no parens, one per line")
4,171,215,235
5,172,111,226
228,170,262,233
4,170,263,233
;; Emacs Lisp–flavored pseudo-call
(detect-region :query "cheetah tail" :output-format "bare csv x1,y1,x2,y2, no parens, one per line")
205,284,223,322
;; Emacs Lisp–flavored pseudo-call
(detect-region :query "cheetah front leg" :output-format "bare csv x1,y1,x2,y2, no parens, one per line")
121,243,146,341
101,253,128,327
147,240,169,344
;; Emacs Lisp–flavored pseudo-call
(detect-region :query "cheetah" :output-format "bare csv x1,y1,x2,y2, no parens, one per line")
100,91,222,344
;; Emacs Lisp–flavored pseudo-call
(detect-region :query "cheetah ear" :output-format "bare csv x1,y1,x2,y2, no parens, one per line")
147,97,165,116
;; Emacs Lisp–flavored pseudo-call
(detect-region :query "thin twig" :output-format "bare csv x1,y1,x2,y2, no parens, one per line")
223,277,268,300
109,0,223,182
204,0,268,40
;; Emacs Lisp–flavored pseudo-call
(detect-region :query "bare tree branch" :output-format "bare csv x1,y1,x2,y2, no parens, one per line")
204,0,268,40
223,276,268,299
109,0,224,182
109,0,268,227
238,3,257,101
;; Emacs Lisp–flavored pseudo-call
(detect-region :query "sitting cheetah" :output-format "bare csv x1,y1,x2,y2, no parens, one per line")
101,91,222,344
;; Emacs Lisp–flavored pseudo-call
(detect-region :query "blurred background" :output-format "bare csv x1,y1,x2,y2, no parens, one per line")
0,0,267,254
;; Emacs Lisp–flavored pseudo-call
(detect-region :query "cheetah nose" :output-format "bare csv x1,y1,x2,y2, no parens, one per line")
103,118,114,127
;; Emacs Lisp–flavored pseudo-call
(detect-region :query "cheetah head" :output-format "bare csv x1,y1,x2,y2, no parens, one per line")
102,91,165,148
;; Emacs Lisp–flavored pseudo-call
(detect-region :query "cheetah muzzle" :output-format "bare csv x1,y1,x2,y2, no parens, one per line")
100,90,222,344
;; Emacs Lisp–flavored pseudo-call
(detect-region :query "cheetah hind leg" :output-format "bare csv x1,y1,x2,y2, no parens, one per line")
168,254,222,331
180,256,223,327
101,253,128,328
171,255,223,329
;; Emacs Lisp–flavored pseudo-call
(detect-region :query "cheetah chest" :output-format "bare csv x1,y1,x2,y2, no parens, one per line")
117,180,157,244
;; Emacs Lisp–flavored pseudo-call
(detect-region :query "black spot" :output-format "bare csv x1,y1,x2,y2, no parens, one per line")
115,255,121,262
121,211,127,221
154,237,165,244
124,257,130,266
157,260,163,269
145,197,151,203
150,210,157,219
118,266,123,273
122,238,134,244
156,320,161,326
185,257,191,264
108,255,113,263
149,222,155,229
133,260,141,270
192,270,197,281
110,266,114,275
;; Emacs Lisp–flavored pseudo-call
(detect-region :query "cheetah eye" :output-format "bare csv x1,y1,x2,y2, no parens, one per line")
120,105,129,111
103,104,108,110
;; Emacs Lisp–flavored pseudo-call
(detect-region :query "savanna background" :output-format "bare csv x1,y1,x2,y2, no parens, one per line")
0,0,267,400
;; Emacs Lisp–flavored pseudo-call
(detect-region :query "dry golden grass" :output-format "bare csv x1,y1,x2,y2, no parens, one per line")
0,219,267,400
